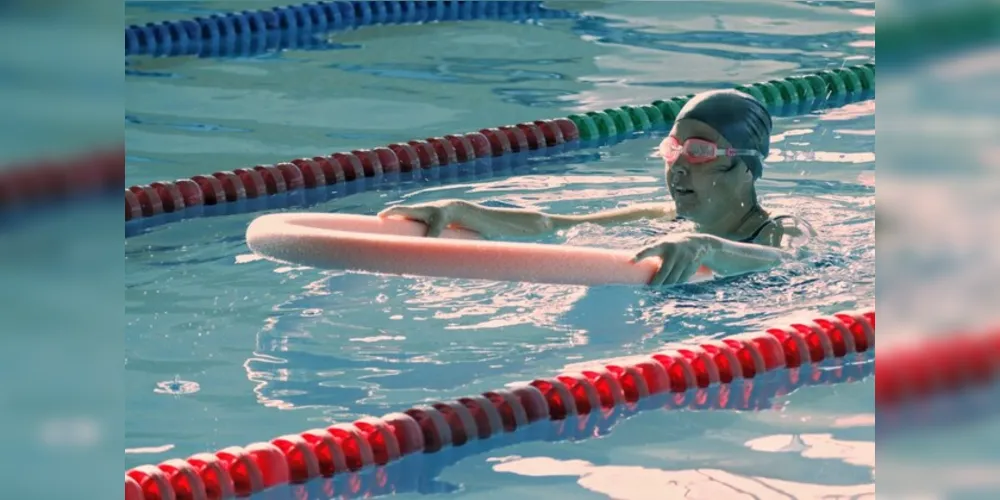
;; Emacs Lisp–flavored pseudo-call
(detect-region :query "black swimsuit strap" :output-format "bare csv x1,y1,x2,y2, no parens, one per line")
739,215,797,243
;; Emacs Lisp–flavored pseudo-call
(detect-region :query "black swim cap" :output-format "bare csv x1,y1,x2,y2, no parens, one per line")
674,89,772,179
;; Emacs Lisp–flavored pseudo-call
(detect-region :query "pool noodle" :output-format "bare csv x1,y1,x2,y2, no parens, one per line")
245,213,715,286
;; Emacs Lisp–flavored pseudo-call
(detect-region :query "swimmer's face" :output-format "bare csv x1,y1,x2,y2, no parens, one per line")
664,118,755,223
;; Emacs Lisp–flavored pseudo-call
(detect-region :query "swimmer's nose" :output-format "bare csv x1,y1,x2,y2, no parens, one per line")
670,162,690,178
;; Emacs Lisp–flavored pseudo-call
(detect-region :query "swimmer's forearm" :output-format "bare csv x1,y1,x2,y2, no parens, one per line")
548,203,675,230
702,235,792,276
452,201,673,237
450,200,555,237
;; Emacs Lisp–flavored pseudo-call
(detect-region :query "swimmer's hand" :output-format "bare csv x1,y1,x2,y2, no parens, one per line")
631,234,719,286
378,200,463,237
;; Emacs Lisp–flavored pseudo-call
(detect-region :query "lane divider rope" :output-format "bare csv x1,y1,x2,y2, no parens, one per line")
877,329,1000,408
125,63,875,235
0,147,122,213
222,354,876,499
125,308,879,500
126,1,577,58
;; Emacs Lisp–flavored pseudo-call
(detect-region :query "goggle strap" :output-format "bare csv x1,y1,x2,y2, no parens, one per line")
723,148,762,158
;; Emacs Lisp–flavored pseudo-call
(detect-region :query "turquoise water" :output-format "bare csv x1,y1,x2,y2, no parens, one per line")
125,1,875,497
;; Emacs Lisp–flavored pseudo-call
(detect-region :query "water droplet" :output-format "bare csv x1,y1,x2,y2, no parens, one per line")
375,294,389,303
154,378,200,395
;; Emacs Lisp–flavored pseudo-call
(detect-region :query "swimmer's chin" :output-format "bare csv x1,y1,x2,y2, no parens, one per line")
671,193,699,212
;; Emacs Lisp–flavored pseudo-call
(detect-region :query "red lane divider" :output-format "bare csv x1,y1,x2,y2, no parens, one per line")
126,309,880,500
125,119,581,223
126,353,874,500
276,356,876,500
0,146,122,211
876,327,1000,407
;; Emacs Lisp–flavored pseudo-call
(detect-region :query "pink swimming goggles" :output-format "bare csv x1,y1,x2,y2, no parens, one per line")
659,136,762,165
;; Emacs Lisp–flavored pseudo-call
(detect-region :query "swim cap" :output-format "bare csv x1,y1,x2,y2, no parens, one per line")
674,89,772,179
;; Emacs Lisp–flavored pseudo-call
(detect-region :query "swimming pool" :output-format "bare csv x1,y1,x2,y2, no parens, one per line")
125,1,875,498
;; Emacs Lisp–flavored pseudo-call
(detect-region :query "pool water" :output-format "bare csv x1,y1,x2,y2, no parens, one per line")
125,1,875,497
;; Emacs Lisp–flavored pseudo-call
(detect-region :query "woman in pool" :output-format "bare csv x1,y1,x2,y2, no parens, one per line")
378,89,811,285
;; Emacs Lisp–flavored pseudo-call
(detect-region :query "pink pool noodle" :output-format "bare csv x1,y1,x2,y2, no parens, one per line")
245,213,715,286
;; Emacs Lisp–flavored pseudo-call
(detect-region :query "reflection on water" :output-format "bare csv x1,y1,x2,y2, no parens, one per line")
819,100,876,123
491,426,874,499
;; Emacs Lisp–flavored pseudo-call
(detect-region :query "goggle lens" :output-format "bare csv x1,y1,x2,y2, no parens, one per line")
661,137,720,164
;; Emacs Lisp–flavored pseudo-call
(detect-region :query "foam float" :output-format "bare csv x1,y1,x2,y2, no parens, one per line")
245,212,715,285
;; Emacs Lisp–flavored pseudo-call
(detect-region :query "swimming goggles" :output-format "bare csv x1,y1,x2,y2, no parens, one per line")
659,136,762,165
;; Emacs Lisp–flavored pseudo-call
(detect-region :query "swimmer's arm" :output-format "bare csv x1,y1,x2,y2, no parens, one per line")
450,200,674,237
547,202,675,230
699,222,797,276
700,235,794,276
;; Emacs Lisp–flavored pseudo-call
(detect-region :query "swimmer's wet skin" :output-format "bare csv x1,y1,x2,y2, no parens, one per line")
379,89,812,286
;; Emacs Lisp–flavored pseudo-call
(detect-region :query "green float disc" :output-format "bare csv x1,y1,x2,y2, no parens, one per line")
603,108,634,135
586,111,618,138
851,65,875,91
769,79,799,105
567,114,599,141
833,67,863,93
803,75,828,99
752,82,783,109
736,84,766,102
620,106,652,131
652,99,681,122
640,104,666,128
819,70,848,96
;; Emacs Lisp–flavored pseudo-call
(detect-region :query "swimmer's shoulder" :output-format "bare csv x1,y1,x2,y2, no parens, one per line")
745,214,816,247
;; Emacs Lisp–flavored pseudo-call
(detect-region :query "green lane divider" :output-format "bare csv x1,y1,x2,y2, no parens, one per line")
581,63,873,141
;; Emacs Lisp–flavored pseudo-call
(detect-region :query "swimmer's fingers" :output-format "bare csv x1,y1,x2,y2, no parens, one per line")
379,205,432,222
378,205,415,219
649,248,679,286
631,244,662,263
662,258,689,285
377,205,398,218
424,211,448,237
671,259,702,285
380,204,455,237
632,242,671,286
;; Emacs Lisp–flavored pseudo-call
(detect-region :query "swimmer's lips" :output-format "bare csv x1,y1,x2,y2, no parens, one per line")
672,186,696,198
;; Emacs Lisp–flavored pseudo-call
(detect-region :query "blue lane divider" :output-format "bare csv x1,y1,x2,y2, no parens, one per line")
126,1,578,57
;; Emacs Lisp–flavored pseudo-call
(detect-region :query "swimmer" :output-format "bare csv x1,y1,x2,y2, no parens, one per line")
378,89,813,286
